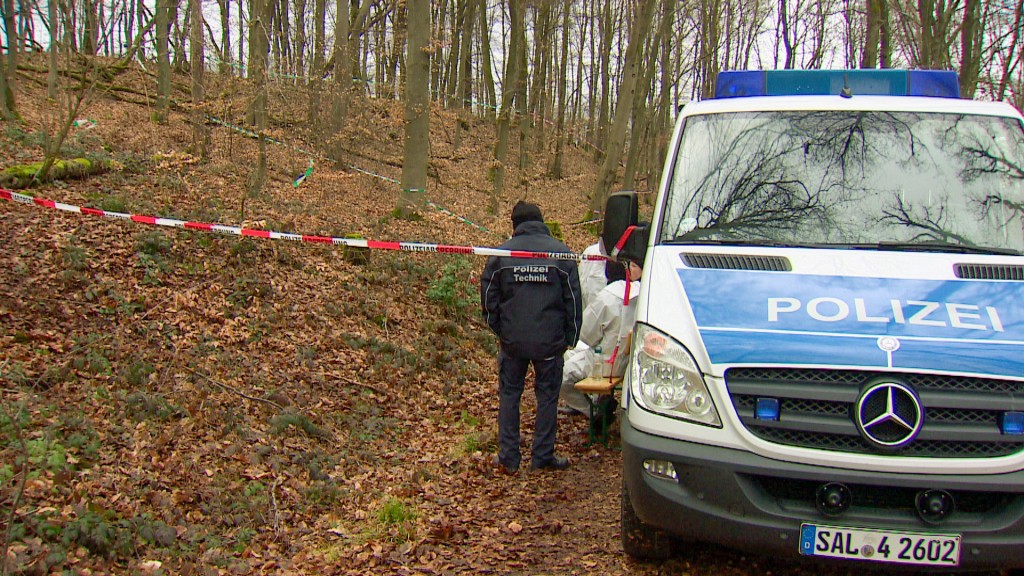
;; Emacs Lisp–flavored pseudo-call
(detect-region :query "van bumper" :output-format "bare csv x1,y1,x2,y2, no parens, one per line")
621,418,1024,571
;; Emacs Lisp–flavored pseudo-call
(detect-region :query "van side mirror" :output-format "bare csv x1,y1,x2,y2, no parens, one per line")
601,192,648,265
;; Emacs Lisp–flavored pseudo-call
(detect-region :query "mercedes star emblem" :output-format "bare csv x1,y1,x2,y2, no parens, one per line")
855,382,924,449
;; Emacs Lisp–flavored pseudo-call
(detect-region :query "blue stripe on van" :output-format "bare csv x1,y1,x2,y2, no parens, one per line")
677,268,1024,377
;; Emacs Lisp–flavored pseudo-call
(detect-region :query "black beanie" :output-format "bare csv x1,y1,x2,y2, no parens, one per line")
511,201,544,228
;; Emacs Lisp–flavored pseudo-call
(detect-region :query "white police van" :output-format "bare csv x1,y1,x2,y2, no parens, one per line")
601,69,1024,571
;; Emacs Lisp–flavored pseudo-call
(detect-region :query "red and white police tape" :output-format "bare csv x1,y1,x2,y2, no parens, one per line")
1,188,607,262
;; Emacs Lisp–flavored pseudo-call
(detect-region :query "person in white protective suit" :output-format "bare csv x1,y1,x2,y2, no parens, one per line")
559,257,643,415
577,242,607,311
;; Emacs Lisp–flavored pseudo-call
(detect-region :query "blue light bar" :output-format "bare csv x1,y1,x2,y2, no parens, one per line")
1001,412,1024,435
755,398,780,421
714,70,960,99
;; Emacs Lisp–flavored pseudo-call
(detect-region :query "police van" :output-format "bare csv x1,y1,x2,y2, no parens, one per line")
601,69,1024,571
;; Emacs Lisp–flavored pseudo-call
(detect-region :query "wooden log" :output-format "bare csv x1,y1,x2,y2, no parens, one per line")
0,158,113,189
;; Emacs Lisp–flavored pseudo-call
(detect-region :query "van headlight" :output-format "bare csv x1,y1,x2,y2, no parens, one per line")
630,324,721,427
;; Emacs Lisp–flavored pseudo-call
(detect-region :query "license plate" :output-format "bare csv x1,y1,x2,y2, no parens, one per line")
799,523,961,567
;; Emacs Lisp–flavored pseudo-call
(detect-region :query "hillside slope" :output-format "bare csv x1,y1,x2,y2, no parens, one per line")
1,57,888,576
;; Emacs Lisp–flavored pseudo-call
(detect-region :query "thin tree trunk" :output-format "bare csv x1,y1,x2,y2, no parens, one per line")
190,0,209,158
307,0,326,130
550,0,570,179
652,0,675,188
81,0,98,54
432,0,448,102
995,1,1021,102
623,26,658,192
593,0,612,163
532,1,553,155
491,0,524,212
171,0,186,71
247,0,269,199
399,0,430,217
2,0,18,108
0,53,13,120
861,0,882,67
591,0,658,214
293,0,306,83
879,0,891,67
329,0,351,137
155,0,171,122
478,0,496,118
958,0,982,97
47,0,59,99
454,0,476,149
217,0,231,73
237,0,245,71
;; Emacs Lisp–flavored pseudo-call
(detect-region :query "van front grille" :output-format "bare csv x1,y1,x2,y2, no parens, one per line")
726,368,1024,458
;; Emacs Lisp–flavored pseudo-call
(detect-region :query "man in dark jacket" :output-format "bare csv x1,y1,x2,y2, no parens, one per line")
481,201,583,473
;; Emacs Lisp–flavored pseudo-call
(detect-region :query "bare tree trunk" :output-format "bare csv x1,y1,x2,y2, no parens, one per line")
914,0,955,69
329,0,351,137
217,0,231,73
307,0,326,130
238,0,245,70
385,2,407,99
48,0,59,99
454,0,476,149
293,0,306,82
171,0,186,71
879,0,892,67
458,0,477,106
995,1,1022,102
491,0,524,212
652,0,675,186
862,0,882,67
16,0,32,49
697,0,721,98
2,0,18,110
190,0,209,158
550,0,570,179
155,0,172,122
593,0,612,163
80,0,97,54
591,0,658,215
247,0,269,199
0,54,12,121
478,0,496,118
623,13,659,193
958,0,982,97
572,2,586,138
528,1,552,155
399,0,430,218
432,0,449,102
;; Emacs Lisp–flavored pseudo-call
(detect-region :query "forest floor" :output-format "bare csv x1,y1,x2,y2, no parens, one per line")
0,55,1007,576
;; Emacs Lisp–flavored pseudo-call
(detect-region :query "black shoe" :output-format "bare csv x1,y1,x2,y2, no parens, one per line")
530,456,570,472
492,455,519,476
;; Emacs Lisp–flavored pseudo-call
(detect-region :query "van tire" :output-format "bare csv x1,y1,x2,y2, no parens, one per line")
621,479,673,559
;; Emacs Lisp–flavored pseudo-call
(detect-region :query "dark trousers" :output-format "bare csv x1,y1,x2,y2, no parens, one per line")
497,349,563,469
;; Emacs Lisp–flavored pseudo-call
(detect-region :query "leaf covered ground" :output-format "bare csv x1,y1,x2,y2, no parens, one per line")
0,56,977,576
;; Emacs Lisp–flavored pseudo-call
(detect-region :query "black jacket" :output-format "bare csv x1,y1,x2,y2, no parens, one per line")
480,221,583,359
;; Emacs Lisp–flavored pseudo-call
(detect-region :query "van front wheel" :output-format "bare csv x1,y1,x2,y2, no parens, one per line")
621,479,674,559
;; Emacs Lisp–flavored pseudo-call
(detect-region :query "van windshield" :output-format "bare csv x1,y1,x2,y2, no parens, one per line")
660,110,1024,254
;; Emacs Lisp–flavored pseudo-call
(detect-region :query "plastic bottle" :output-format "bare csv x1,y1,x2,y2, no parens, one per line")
592,345,605,378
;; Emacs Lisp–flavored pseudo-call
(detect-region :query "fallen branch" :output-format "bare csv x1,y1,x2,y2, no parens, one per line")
184,365,283,410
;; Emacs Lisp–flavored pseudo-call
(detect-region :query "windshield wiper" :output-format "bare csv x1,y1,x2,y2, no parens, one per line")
844,241,1020,256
